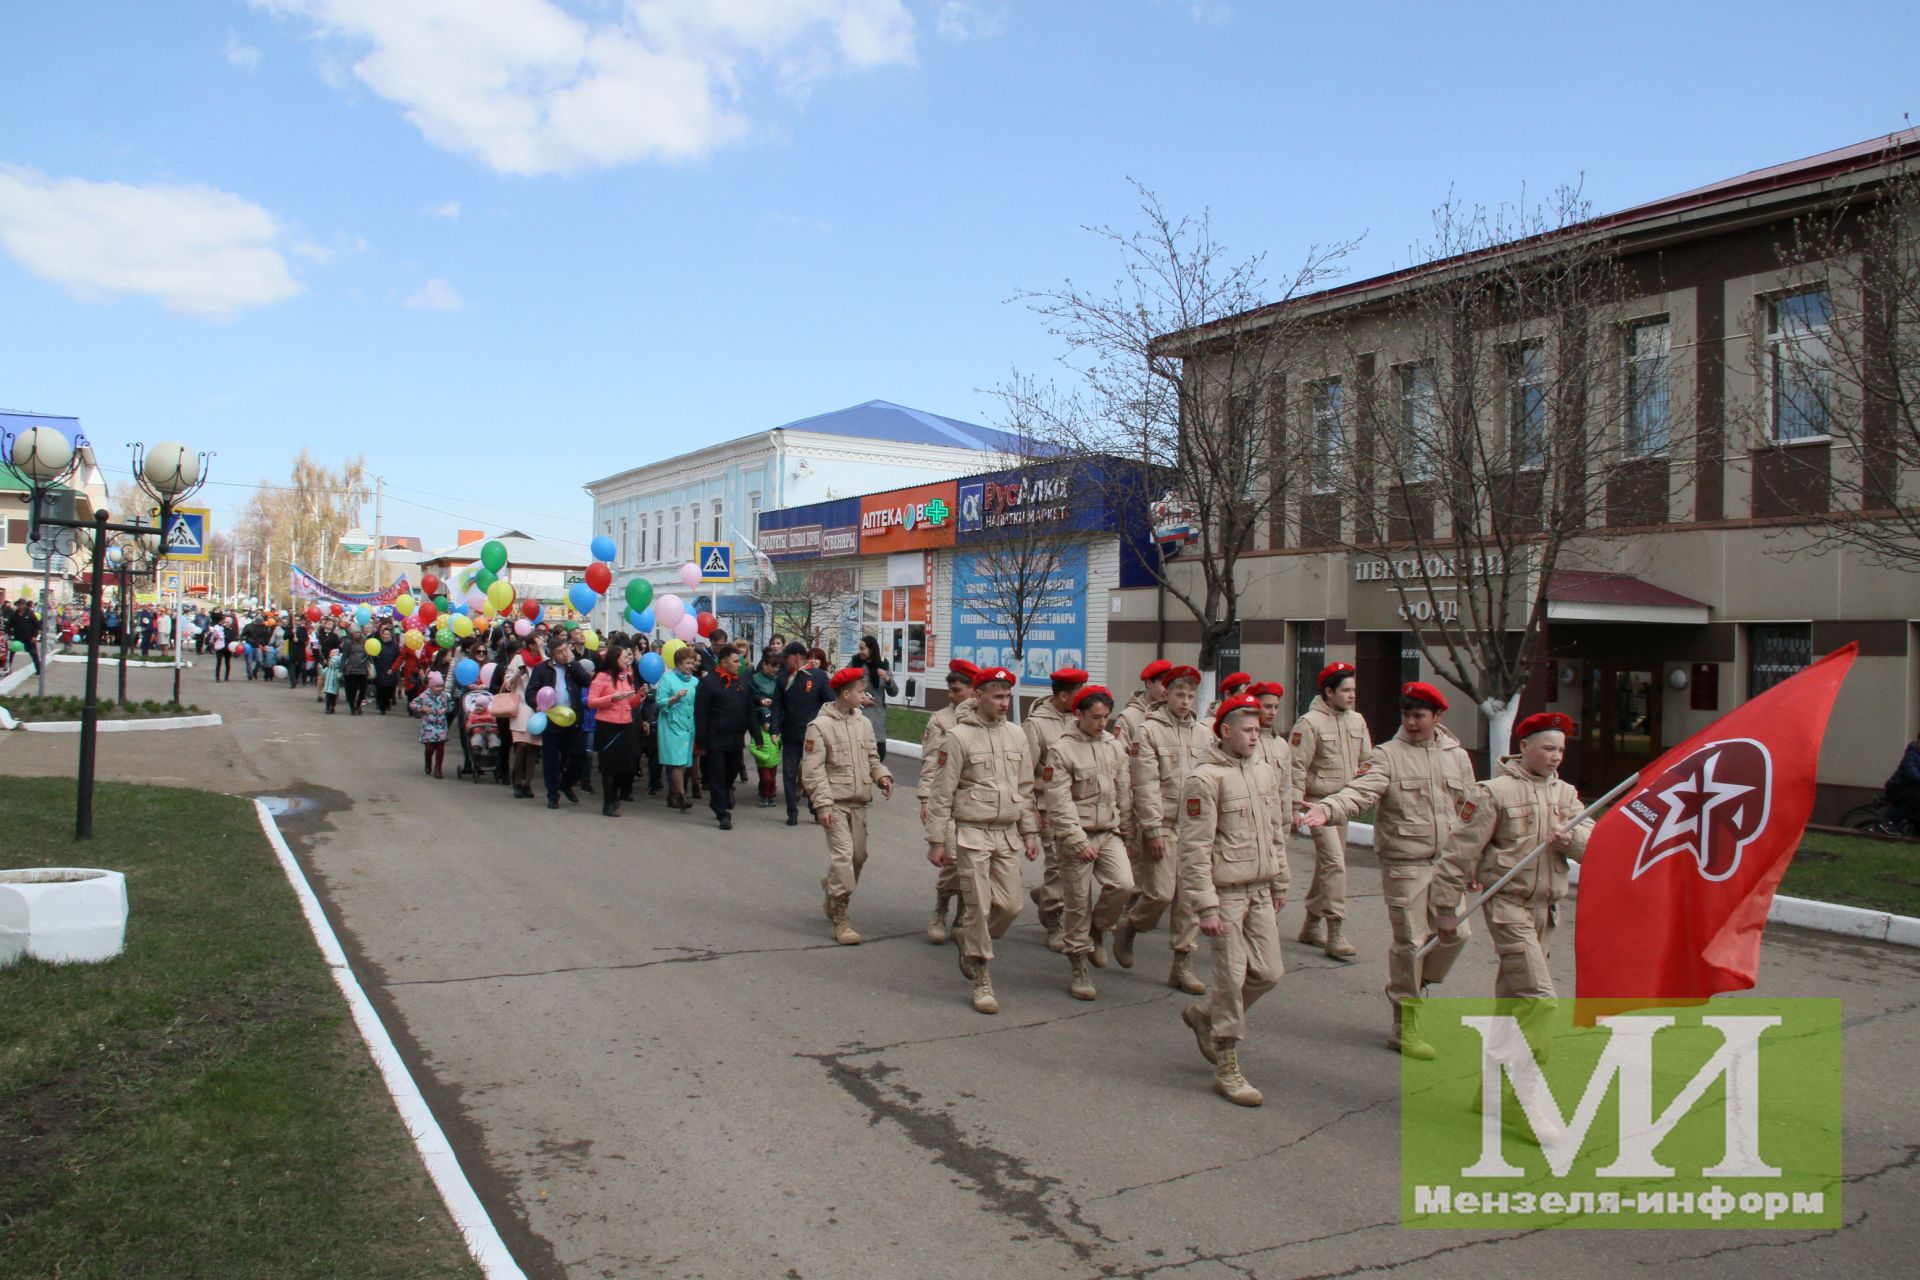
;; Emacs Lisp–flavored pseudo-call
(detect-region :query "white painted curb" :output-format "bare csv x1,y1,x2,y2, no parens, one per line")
11,714,223,734
251,800,527,1280
50,653,194,667
886,737,921,760
0,665,33,696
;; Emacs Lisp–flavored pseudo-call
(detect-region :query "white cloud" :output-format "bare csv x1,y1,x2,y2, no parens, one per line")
0,166,303,319
253,0,917,176
935,2,1005,41
425,199,461,218
405,277,463,310
226,30,262,71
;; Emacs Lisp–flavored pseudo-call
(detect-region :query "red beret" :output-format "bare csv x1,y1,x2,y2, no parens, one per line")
1212,692,1262,737
1161,664,1201,686
1072,684,1113,710
973,666,1017,689
946,659,980,681
830,667,866,691
1517,711,1575,739
1219,672,1253,693
1050,667,1090,685
1401,681,1449,712
1249,681,1286,699
1139,659,1172,683
1318,662,1356,687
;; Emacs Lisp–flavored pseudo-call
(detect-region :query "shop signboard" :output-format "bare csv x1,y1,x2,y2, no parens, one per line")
949,543,1087,686
858,481,957,552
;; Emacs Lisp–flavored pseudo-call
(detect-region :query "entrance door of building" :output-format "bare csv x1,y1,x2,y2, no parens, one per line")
1580,664,1662,795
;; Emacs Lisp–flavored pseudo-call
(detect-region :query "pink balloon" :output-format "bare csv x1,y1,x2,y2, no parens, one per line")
535,686,556,710
466,587,487,612
655,594,686,628
514,618,533,637
673,614,699,642
679,561,702,590
479,662,497,685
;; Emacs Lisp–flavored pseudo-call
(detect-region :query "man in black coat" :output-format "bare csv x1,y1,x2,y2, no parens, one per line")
527,635,592,809
696,642,758,830
6,599,41,674
771,640,831,827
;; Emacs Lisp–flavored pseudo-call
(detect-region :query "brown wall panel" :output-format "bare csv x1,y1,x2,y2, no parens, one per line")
1814,619,1907,658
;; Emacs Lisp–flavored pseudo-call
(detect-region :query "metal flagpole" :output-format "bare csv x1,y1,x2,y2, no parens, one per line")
1415,770,1643,960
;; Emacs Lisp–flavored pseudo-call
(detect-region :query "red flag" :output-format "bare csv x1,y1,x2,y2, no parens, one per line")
1574,643,1856,1009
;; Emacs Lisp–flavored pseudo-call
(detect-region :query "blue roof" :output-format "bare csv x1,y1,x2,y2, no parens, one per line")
770,399,1028,453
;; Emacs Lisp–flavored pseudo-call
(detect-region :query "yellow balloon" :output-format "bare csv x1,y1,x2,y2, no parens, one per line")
451,614,474,637
483,601,499,617
547,705,577,728
404,629,425,651
661,638,684,667
581,629,600,651
486,580,515,611
364,638,381,657
394,593,416,617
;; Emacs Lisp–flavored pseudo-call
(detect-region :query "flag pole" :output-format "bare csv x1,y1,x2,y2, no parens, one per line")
1415,769,1643,960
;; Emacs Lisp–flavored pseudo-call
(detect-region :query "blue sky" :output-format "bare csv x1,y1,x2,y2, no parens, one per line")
2,0,1914,554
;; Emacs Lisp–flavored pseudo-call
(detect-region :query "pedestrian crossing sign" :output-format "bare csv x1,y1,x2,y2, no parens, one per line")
162,507,210,561
696,542,733,582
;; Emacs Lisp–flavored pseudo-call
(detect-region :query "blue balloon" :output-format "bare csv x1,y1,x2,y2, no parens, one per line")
532,603,545,624
569,582,600,614
526,711,549,736
590,535,617,562
631,606,655,634
354,605,372,626
452,602,469,615
637,652,665,685
454,658,480,686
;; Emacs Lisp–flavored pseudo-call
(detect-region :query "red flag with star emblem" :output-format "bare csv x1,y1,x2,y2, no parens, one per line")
1575,643,1856,1009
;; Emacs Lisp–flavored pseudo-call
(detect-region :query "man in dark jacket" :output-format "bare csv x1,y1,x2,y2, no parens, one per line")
772,640,831,826
6,599,41,673
1884,735,1920,834
697,643,758,830
527,635,592,808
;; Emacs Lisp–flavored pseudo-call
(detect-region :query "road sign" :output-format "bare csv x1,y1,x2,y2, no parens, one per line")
162,507,211,561
696,542,734,582
163,572,182,594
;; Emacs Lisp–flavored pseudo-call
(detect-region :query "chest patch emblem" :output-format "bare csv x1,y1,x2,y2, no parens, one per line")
1186,797,1202,817
1042,765,1054,781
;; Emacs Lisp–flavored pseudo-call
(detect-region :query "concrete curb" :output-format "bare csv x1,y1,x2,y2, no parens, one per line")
0,665,33,696
9,714,223,734
886,737,921,760
250,800,527,1280
50,653,194,667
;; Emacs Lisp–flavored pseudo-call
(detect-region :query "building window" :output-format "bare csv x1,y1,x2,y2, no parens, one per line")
689,503,700,554
1291,620,1326,725
1625,317,1672,457
1747,623,1811,696
653,510,663,563
711,498,722,543
1506,341,1547,469
1768,288,1832,442
671,508,682,561
620,517,630,566
1400,631,1422,687
1309,378,1344,492
1396,361,1438,481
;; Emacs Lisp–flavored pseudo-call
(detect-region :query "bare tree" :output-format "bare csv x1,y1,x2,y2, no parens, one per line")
755,564,857,654
234,451,372,600
1010,183,1358,677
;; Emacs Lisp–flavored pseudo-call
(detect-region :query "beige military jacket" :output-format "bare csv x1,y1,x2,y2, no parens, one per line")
917,700,967,803
1113,692,1155,750
1042,725,1133,850
1289,695,1373,801
1130,704,1212,842
925,704,1039,845
1432,757,1595,914
1256,725,1296,798
1177,745,1292,915
1316,724,1476,862
1024,698,1071,788
801,702,891,811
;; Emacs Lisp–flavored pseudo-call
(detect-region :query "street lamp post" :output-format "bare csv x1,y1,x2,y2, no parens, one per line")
1,426,211,838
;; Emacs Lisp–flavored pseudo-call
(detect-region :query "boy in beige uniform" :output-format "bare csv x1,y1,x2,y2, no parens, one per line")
1303,681,1474,1060
918,659,979,943
1177,693,1293,1107
926,666,1041,1014
1118,664,1211,994
1288,662,1371,959
1250,680,1294,781
803,667,895,945
1025,666,1089,953
1040,685,1134,1001
1113,660,1170,751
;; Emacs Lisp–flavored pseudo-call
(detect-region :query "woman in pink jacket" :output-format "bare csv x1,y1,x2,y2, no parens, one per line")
587,642,640,816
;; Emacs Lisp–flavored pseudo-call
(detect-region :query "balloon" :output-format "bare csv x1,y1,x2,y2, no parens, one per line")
520,598,540,620
535,686,556,710
581,630,600,651
656,594,685,628
628,606,656,634
679,561,702,590
590,535,617,562
421,574,441,597
486,581,514,611
661,638,684,668
695,611,717,638
637,652,665,684
418,601,438,625
7,640,22,653
465,587,487,612
578,658,594,675
514,618,533,637
404,630,424,651
394,593,416,617
673,615,698,643
364,638,382,656
355,605,372,626
479,661,497,685
433,594,450,613
481,540,509,573
532,604,546,624
330,602,344,616
434,628,454,649
274,665,288,679
455,658,480,686
547,705,577,728
475,566,497,590
624,578,653,611
230,642,246,655
568,582,599,614
305,605,322,622
451,614,474,638
585,561,612,593
526,711,548,736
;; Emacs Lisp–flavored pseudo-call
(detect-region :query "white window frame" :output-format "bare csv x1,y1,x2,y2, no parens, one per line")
1766,287,1833,444
653,510,664,563
1624,316,1672,458
671,508,683,561
620,516,630,566
711,498,723,543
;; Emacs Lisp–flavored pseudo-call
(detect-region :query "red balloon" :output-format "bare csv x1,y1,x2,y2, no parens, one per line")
696,611,718,637
521,599,540,620
585,562,612,593
305,605,322,622
329,602,344,616
418,601,438,625
421,574,440,597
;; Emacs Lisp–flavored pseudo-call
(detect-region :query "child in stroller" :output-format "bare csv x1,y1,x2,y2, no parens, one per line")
461,686,502,783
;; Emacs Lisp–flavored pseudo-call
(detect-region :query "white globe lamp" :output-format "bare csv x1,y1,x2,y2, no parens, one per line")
142,440,199,497
11,426,74,483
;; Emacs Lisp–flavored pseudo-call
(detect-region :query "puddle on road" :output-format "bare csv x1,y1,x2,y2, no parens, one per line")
257,795,317,817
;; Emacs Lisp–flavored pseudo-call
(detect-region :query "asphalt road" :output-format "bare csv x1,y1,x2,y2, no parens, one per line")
7,657,1918,1279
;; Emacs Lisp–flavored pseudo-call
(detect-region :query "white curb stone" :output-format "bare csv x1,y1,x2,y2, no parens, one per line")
0,868,128,966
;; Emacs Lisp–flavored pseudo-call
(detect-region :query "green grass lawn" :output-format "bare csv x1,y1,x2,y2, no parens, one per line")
0,695,206,722
886,705,930,743
0,777,480,1280
1781,828,1920,917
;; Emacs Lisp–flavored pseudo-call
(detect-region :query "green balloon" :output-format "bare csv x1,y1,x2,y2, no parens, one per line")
433,594,450,612
435,627,454,648
475,566,497,590
481,539,509,573
624,578,653,611
7,640,21,653
561,620,578,631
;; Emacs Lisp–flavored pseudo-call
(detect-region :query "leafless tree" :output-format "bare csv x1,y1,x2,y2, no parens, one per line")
755,563,857,654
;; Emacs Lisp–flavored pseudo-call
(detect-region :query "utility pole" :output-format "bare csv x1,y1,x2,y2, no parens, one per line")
372,474,385,596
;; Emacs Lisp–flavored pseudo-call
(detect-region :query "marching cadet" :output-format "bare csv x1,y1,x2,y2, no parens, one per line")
1177,693,1292,1107
1203,670,1254,722
1302,682,1473,1061
1040,685,1134,1001
925,666,1041,1015
1288,663,1372,961
1026,667,1090,953
919,658,980,944
1250,681,1293,780
1114,659,1170,750
1431,712,1592,1047
1117,664,1210,994
803,667,895,945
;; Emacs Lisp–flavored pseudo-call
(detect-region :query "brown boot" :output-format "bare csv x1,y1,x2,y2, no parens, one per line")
1297,913,1325,946
1068,954,1096,1001
1087,928,1108,968
971,963,999,1014
1212,1042,1264,1107
1112,920,1137,969
1181,1004,1219,1064
1168,952,1205,995
1388,1003,1438,1060
1323,918,1357,960
830,900,862,946
926,893,952,945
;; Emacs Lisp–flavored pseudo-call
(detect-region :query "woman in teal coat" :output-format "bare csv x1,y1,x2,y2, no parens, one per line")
654,645,702,809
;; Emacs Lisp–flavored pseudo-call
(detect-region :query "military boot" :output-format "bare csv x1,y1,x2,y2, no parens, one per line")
830,900,862,946
1181,1004,1219,1064
926,892,953,944
1212,1042,1263,1107
822,885,836,922
1323,917,1357,960
957,946,979,981
1112,921,1137,969
1087,928,1108,968
1068,954,1096,1001
971,963,999,1015
1388,1004,1438,1060
1297,913,1325,946
1168,952,1205,995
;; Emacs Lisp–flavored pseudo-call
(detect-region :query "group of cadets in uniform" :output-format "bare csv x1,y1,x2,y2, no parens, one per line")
796,653,1590,1108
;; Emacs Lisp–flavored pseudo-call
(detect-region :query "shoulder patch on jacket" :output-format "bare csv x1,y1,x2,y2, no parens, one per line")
1186,796,1202,817
1042,765,1054,781
938,749,948,767
1459,799,1476,823
805,738,815,753
1290,730,1303,746
1355,762,1372,777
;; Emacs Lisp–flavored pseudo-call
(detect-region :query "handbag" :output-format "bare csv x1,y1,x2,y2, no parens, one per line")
490,690,522,717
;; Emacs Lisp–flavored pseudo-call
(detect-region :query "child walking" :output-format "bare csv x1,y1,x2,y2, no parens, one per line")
321,647,344,713
410,671,454,778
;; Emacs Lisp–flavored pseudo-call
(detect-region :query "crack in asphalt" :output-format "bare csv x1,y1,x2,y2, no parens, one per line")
1842,996,1920,1029
1089,1099,1391,1202
1637,1208,1868,1265
1842,1142,1920,1184
384,931,921,986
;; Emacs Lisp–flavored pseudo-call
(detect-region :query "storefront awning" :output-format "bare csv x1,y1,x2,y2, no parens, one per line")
1546,571,1709,625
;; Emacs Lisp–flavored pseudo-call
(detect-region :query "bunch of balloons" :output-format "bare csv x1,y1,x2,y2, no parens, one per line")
566,534,619,621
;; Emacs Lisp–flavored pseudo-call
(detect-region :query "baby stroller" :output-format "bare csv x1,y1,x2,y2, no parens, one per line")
459,688,503,784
